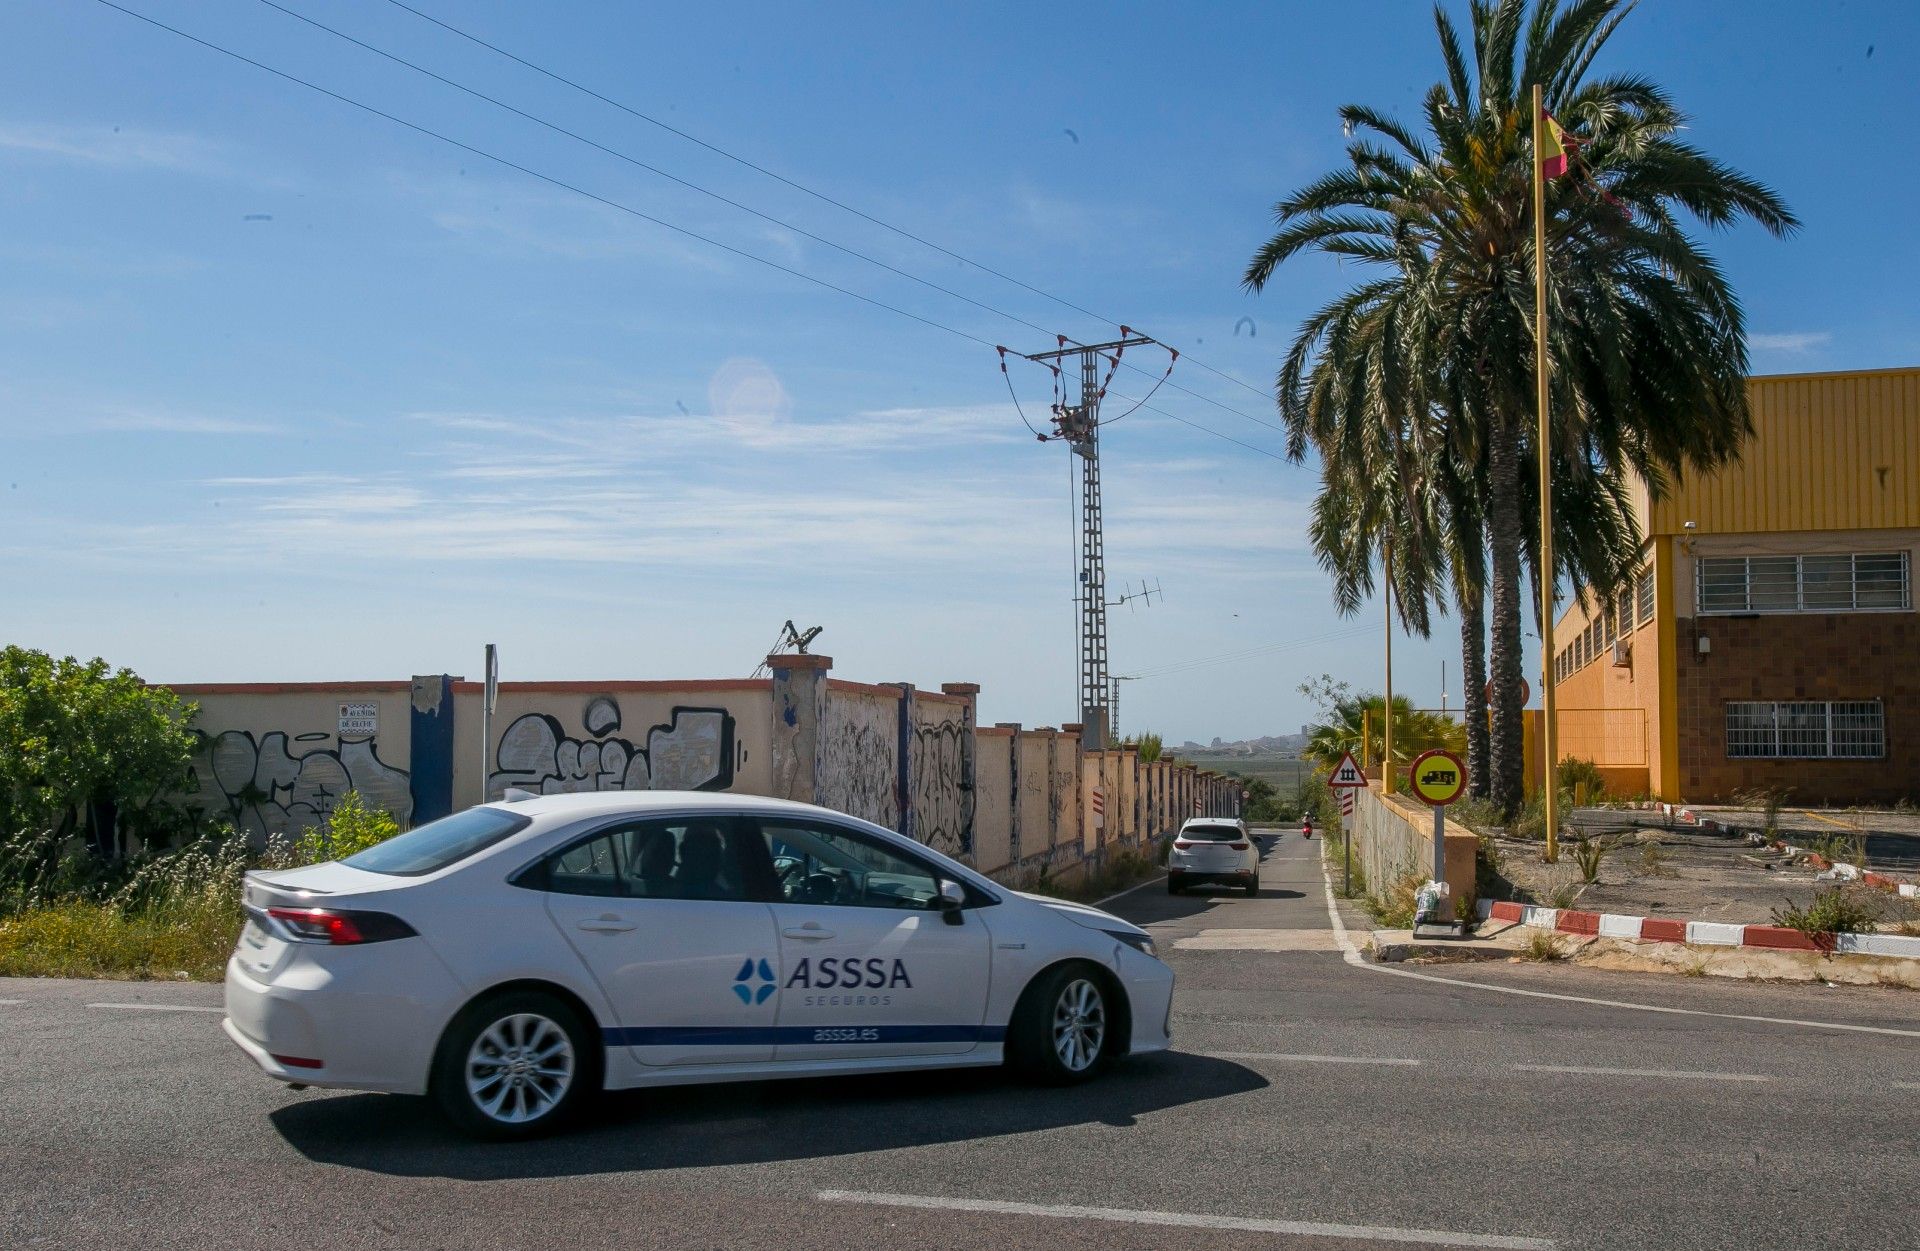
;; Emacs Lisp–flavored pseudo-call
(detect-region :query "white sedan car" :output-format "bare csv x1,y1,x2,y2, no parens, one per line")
1166,817,1259,896
224,791,1174,1138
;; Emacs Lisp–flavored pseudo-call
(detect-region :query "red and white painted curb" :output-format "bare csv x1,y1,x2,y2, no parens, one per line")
1477,898,1920,960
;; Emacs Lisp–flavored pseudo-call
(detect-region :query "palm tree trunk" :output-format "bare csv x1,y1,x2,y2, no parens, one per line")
1485,416,1527,814
1460,588,1489,799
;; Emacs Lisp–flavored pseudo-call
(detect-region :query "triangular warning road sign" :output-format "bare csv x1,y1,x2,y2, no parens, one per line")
1327,751,1368,789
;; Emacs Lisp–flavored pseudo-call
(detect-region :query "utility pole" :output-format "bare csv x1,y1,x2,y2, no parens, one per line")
1019,333,1153,752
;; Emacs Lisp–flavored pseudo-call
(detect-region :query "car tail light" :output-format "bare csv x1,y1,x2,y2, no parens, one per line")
266,906,416,945
1173,839,1194,849
1229,842,1249,850
271,1053,324,1069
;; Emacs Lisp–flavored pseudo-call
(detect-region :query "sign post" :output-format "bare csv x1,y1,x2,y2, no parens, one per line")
1326,750,1369,897
480,643,498,806
1408,748,1468,937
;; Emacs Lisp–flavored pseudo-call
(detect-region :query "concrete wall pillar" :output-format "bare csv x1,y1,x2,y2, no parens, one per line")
942,683,981,859
997,722,1021,863
769,653,832,804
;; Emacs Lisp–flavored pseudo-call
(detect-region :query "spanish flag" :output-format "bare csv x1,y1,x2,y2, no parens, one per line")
1540,109,1573,179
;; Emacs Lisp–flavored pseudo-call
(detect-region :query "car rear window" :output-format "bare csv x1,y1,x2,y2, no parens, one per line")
343,806,531,876
1182,824,1244,841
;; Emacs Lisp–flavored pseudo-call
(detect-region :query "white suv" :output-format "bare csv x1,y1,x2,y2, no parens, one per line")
1166,817,1258,896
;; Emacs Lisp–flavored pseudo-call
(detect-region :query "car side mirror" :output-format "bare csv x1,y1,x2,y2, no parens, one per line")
936,879,966,924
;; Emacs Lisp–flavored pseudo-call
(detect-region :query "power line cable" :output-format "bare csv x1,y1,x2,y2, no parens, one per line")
268,0,1290,439
1117,624,1385,682
384,0,1278,410
91,1,1292,467
90,0,997,352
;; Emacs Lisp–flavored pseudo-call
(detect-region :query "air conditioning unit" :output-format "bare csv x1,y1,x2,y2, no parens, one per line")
1610,639,1631,667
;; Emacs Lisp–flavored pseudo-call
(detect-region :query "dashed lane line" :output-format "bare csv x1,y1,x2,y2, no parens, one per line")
86,1002,224,1014
1206,1051,1422,1067
1316,853,1920,1040
817,1189,1555,1250
1513,1063,1772,1083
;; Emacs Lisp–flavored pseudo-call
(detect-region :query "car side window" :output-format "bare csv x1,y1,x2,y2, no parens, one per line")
613,817,773,903
758,820,941,911
540,832,625,897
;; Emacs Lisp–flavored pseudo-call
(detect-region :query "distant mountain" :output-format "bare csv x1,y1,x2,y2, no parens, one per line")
1178,733,1307,756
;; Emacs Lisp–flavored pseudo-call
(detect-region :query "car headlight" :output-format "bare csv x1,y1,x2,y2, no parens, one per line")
1105,929,1156,959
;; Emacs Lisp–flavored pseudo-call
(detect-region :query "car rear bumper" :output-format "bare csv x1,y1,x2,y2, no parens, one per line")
1168,868,1256,884
224,949,454,1095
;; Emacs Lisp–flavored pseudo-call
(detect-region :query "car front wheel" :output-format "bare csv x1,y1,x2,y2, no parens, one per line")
1008,964,1113,1084
432,990,594,1139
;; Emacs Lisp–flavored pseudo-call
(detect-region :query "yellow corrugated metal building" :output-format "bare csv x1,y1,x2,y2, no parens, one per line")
1549,366,1920,804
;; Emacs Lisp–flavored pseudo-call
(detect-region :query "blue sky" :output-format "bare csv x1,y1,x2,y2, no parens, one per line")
2,1,1913,742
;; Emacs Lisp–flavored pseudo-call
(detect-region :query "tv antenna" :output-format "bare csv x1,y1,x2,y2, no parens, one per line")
1110,579,1163,612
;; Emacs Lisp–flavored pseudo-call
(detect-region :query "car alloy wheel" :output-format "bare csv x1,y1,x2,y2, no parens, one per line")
465,1011,576,1125
1050,977,1106,1073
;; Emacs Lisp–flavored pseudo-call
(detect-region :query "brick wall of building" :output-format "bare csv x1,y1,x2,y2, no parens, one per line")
1675,611,1919,804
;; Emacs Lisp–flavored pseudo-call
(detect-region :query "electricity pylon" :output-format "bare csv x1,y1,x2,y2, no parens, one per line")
1021,334,1151,752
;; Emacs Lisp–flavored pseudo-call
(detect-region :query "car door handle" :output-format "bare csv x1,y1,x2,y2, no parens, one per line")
577,916,635,933
783,925,835,940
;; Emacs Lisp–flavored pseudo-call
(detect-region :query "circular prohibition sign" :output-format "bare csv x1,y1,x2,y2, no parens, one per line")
1407,748,1468,807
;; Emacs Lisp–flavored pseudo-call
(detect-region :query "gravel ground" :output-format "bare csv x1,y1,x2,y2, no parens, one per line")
1489,810,1920,926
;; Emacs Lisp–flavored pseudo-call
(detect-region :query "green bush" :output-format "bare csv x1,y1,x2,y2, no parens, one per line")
1772,888,1881,955
1556,757,1606,804
281,791,400,864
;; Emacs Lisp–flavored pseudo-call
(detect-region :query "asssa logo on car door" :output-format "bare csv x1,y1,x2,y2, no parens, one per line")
731,957,776,1005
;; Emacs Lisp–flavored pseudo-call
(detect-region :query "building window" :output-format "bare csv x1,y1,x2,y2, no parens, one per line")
1697,553,1911,615
1616,587,1634,636
1635,566,1655,625
1725,700,1885,759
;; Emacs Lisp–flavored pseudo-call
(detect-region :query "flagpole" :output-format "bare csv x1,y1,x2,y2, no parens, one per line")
1533,83,1560,863
1383,535,1394,796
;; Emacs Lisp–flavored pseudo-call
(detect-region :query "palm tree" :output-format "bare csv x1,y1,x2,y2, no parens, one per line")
1246,0,1795,813
1303,693,1466,783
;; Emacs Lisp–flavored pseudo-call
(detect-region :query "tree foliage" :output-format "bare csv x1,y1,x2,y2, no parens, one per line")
0,647,199,853
1246,0,1794,813
1302,693,1466,777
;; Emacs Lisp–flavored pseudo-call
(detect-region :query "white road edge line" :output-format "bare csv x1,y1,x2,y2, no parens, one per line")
816,1189,1554,1250
1092,872,1168,908
0,998,24,1006
86,1003,224,1014
1514,1063,1772,1082
1316,848,1920,1040
1208,1051,1422,1067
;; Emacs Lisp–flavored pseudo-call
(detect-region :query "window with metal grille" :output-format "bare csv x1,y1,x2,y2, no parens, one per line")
1724,700,1885,759
1697,553,1911,614
1635,566,1655,625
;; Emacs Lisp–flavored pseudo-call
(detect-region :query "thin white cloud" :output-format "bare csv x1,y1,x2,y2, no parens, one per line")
1749,331,1831,353
0,122,224,173
91,407,281,435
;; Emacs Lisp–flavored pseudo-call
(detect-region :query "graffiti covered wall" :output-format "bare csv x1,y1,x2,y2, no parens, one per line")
817,684,899,830
910,695,970,858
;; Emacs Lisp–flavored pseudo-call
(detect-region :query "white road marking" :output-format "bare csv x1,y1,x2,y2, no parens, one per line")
1208,1051,1422,1067
1315,851,1920,1040
1514,1063,1772,1083
86,1002,224,1014
817,1189,1555,1250
1893,1081,1920,1091
1092,873,1168,908
0,999,24,1006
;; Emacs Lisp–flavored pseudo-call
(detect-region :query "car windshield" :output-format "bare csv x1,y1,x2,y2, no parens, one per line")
1183,824,1243,841
343,807,530,876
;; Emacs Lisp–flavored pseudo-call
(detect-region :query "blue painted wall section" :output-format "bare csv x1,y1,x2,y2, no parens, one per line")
408,674,456,825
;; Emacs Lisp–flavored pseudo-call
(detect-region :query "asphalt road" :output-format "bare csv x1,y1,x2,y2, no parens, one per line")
4,830,1916,1251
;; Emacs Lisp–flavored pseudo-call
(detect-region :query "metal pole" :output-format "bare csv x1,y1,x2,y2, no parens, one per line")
480,642,496,806
1533,83,1561,862
1432,802,1446,893
1343,806,1352,896
1383,537,1395,796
